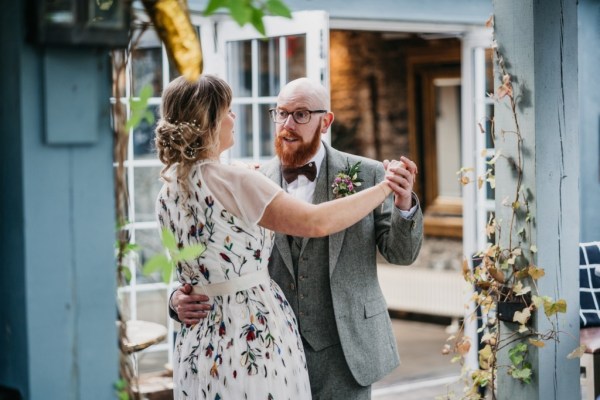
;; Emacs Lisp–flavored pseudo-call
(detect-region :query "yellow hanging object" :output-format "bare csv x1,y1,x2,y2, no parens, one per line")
142,0,203,81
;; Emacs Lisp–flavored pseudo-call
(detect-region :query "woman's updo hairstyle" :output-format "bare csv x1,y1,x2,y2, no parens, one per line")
155,74,232,192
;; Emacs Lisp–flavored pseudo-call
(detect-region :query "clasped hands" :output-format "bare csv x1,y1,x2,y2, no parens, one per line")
384,156,418,211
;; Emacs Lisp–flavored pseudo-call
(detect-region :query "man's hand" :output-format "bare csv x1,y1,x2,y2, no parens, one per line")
172,283,211,325
383,156,418,211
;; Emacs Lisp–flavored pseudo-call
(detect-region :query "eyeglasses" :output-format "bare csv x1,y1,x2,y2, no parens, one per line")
268,108,327,124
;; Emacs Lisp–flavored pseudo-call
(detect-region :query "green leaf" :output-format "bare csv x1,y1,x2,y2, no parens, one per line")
204,0,228,15
144,110,155,125
142,254,171,275
176,243,206,262
266,0,292,17
138,84,153,102
161,263,172,284
161,228,178,251
544,298,567,316
114,379,127,391
250,7,266,36
511,367,532,383
126,84,154,131
120,265,132,283
229,0,252,25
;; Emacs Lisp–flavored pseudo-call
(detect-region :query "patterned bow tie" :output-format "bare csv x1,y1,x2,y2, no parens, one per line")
282,162,317,183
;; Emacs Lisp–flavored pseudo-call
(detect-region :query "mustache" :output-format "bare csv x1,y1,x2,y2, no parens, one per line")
277,129,300,140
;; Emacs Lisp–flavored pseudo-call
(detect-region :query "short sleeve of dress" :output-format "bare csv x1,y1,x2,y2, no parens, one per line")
199,163,283,226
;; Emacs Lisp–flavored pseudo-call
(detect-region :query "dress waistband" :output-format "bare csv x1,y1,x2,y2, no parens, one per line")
192,268,271,297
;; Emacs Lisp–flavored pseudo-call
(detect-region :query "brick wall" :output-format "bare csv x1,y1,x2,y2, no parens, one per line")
330,30,409,161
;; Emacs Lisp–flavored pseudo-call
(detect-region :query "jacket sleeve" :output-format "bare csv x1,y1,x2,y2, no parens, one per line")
373,162,423,264
167,289,182,323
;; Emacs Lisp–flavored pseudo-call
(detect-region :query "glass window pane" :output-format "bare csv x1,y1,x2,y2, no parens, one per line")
435,82,462,199
259,103,276,158
132,30,163,97
485,156,496,200
227,40,252,97
231,104,253,158
485,48,494,96
485,103,494,148
134,166,163,223
134,228,164,284
285,35,306,82
133,105,159,160
258,38,281,97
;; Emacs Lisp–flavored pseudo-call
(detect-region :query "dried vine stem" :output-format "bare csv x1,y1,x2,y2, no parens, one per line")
445,18,576,400
112,21,150,399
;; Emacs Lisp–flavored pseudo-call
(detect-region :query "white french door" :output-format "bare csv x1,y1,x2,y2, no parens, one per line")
461,27,495,371
201,11,330,163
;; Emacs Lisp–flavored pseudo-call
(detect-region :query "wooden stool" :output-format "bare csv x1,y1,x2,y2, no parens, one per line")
580,327,600,400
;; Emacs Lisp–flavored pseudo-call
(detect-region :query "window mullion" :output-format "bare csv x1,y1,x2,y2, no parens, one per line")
251,39,260,162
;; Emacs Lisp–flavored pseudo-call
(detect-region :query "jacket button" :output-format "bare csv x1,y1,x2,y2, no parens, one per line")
290,283,295,290
299,294,305,299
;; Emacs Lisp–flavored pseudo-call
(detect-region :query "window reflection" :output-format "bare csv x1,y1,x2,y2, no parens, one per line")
132,47,162,97
485,103,494,148
133,105,159,160
227,41,252,97
286,35,306,82
232,104,253,158
258,38,281,97
259,103,276,157
134,228,164,284
434,80,462,199
134,166,163,223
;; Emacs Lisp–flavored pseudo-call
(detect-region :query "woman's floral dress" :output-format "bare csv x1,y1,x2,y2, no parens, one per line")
156,161,311,400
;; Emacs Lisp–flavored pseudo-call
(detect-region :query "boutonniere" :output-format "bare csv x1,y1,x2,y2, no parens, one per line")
332,161,363,199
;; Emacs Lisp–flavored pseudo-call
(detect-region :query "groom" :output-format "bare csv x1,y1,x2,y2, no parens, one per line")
171,78,423,399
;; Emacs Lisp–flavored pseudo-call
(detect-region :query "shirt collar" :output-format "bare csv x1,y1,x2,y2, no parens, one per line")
309,142,326,179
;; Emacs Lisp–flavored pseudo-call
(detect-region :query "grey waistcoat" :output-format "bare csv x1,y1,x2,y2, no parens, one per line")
289,233,339,351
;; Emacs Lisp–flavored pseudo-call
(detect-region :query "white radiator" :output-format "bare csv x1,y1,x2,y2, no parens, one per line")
377,264,469,318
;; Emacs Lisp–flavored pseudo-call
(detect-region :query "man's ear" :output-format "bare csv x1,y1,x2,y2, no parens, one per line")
321,112,334,133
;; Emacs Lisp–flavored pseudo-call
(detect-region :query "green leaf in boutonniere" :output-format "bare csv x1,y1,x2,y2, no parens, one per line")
332,161,364,199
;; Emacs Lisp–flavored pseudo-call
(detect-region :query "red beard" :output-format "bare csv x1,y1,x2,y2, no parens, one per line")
274,125,322,167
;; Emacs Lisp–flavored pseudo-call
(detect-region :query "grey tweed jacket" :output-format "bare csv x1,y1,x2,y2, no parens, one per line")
260,141,423,386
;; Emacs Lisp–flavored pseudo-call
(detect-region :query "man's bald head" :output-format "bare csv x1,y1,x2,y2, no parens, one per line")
277,78,329,110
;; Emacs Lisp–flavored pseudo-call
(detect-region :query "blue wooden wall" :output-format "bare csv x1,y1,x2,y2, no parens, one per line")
579,0,600,243
0,1,118,399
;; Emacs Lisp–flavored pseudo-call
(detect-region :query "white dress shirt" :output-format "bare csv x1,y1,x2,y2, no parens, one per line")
285,143,325,203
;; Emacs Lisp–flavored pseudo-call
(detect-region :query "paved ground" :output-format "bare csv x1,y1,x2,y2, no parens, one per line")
372,317,464,400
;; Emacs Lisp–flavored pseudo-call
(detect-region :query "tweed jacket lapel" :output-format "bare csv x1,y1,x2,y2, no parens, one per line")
261,158,295,279
322,142,348,277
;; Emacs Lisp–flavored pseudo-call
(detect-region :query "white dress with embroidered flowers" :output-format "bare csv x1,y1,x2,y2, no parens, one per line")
156,161,311,400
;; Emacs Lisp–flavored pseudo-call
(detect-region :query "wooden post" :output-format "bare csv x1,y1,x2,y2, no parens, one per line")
493,1,580,399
